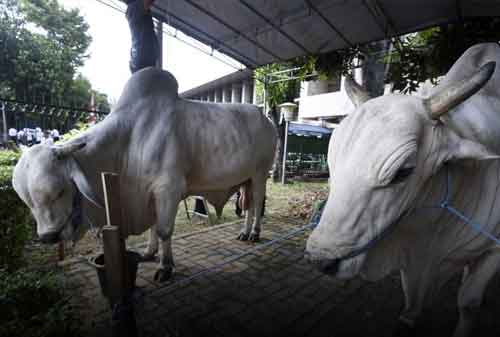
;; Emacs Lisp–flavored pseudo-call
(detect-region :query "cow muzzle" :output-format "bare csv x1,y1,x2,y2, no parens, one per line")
305,252,340,275
39,231,61,244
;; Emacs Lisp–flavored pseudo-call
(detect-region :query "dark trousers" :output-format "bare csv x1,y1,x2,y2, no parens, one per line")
194,198,208,215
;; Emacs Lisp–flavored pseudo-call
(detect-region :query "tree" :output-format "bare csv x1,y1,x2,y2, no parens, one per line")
0,0,109,112
19,0,91,69
386,17,500,93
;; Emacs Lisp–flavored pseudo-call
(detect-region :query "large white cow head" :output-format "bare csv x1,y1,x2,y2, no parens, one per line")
12,141,102,244
306,62,498,278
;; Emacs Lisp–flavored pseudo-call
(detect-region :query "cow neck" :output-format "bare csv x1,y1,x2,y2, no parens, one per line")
418,163,500,247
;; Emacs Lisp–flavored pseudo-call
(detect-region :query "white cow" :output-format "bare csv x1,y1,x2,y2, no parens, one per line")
306,43,500,337
13,68,277,281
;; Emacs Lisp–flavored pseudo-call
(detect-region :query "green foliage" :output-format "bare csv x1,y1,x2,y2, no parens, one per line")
20,0,91,69
0,149,20,166
0,150,33,271
0,268,81,337
255,46,362,109
255,63,300,109
0,0,110,111
293,46,362,80
60,121,92,141
387,18,500,93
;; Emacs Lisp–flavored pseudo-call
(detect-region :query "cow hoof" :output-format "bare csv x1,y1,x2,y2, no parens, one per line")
154,267,173,283
140,251,157,262
392,319,416,337
249,232,260,242
237,232,249,241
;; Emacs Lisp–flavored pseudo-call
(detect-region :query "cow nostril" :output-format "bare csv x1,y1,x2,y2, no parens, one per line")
39,232,60,244
310,258,340,275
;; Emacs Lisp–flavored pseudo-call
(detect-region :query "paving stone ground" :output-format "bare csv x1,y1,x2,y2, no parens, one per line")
61,216,500,337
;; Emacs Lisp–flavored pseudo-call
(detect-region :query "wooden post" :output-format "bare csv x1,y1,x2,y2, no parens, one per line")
101,172,137,337
58,242,65,261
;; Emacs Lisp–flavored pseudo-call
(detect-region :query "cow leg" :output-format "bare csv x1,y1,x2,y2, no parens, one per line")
453,252,500,337
249,177,266,242
141,226,159,261
237,203,254,241
153,185,184,282
396,267,434,336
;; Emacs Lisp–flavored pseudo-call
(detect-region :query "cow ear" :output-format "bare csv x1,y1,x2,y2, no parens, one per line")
52,141,86,160
447,138,500,162
69,159,103,208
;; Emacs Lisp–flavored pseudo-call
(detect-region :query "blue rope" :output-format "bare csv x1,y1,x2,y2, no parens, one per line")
145,217,317,296
438,165,500,246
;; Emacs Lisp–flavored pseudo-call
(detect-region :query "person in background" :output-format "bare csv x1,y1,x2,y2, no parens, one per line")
125,0,159,74
16,129,25,145
51,129,60,142
34,127,43,144
8,127,17,143
25,129,33,146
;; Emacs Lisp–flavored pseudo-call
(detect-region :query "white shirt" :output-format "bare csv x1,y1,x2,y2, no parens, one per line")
51,129,60,137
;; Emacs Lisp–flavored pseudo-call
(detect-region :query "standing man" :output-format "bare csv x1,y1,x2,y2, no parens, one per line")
125,0,159,74
8,127,17,144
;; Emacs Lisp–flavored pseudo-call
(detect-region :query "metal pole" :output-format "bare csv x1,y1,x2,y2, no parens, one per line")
263,77,268,116
281,120,289,184
2,102,7,143
156,20,163,69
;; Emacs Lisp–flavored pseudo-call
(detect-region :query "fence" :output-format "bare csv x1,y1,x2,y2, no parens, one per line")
0,98,109,144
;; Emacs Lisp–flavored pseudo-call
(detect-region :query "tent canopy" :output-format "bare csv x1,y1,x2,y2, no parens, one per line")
288,122,332,138
149,0,500,68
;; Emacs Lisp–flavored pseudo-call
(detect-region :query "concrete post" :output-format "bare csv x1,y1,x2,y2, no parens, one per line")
252,81,259,105
222,86,231,103
242,81,253,104
231,83,242,103
215,89,223,103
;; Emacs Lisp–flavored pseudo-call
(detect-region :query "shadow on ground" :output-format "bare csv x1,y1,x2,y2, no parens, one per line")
63,217,500,337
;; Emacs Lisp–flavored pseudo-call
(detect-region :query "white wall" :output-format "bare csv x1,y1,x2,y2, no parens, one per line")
298,77,355,119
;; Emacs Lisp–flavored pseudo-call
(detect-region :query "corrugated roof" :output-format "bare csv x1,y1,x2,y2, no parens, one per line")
146,0,500,68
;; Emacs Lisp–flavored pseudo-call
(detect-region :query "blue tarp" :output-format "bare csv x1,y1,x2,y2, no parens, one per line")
288,122,332,138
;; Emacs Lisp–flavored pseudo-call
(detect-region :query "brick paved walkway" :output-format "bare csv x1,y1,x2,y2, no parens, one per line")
62,216,500,337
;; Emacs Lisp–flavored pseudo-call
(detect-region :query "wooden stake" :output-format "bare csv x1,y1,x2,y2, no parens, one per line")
57,242,65,261
101,172,137,337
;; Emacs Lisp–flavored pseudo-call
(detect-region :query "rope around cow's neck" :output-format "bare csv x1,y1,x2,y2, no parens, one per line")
334,164,500,262
435,165,500,246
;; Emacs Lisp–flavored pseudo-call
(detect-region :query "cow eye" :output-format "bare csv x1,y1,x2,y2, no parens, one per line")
391,167,414,184
53,189,65,202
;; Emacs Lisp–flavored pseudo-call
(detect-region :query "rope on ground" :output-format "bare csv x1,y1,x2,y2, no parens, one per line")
142,216,319,297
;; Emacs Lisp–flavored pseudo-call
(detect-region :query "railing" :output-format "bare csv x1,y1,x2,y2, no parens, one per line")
0,98,109,144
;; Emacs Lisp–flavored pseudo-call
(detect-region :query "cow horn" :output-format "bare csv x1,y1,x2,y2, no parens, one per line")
425,61,496,119
344,76,372,108
52,141,86,159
